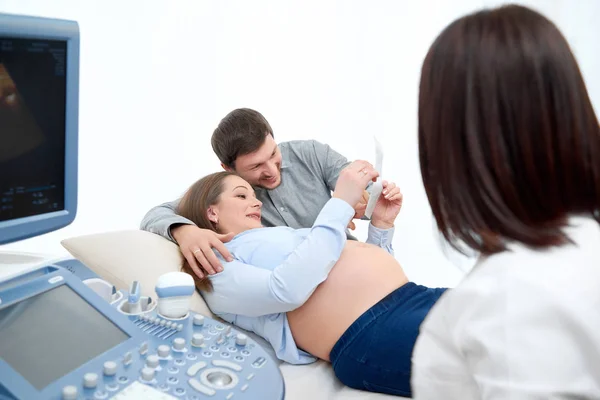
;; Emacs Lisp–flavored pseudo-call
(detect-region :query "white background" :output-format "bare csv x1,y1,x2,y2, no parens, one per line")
1,0,599,287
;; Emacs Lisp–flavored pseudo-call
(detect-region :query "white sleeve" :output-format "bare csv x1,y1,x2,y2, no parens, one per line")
411,289,478,400
412,277,600,400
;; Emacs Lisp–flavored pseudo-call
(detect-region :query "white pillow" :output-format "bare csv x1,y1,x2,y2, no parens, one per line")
61,229,214,317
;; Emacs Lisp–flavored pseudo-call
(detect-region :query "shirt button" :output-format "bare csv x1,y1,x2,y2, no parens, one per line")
280,207,286,211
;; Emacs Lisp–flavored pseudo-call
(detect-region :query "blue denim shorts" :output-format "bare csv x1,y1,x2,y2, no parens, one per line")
329,282,447,397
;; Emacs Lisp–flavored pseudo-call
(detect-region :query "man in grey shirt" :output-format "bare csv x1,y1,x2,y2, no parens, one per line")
141,108,395,278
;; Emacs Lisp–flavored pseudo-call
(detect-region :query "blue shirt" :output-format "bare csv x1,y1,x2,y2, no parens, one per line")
201,198,395,364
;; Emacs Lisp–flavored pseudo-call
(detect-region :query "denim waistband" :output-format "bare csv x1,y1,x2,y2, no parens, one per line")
329,282,428,364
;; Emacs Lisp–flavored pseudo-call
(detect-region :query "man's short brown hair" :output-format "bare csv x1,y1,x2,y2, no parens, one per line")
211,108,274,168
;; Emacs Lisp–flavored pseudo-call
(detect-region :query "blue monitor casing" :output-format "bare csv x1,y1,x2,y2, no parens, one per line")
0,13,79,245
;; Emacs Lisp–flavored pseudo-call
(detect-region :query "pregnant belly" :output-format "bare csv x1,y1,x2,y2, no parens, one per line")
287,241,408,361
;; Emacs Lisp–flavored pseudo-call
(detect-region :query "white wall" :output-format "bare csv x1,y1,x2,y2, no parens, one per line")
1,0,599,287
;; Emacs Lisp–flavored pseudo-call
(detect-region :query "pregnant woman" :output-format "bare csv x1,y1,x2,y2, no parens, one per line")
176,161,447,397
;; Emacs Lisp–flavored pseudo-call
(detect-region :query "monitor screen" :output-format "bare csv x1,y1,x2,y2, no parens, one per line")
0,38,67,222
0,14,79,245
0,284,130,390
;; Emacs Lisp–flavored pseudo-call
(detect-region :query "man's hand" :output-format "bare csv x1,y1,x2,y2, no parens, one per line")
371,181,403,229
348,190,369,230
333,160,378,207
171,225,235,278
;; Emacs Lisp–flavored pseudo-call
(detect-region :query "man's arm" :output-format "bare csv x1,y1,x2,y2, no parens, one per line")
139,199,194,242
311,140,351,191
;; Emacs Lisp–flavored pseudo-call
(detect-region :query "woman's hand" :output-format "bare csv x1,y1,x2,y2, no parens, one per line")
371,181,403,229
333,160,379,208
348,190,369,230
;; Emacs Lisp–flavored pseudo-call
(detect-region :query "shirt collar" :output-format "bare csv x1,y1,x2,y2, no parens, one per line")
279,143,290,169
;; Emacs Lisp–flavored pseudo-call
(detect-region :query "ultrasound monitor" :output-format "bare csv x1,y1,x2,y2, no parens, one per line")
0,13,79,245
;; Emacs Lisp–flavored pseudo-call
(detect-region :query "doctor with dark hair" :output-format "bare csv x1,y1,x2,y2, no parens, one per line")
412,4,600,399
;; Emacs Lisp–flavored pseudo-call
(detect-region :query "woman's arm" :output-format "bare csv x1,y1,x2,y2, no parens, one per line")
365,180,402,256
366,224,394,255
205,160,378,317
205,197,354,317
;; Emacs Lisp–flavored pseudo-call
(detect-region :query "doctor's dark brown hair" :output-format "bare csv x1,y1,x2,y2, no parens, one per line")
211,108,274,169
176,171,238,291
418,4,600,255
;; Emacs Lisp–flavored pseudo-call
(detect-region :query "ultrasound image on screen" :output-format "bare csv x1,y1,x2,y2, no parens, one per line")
0,284,130,390
0,38,67,222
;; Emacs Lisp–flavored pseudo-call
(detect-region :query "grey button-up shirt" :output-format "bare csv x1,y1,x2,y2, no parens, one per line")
140,140,357,241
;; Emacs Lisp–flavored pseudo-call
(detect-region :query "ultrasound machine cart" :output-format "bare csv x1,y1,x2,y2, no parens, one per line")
0,13,284,400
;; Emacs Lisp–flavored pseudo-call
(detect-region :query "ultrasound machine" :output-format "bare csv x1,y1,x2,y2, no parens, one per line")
0,13,285,400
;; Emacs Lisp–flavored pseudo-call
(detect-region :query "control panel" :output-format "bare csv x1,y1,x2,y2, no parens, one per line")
0,265,285,400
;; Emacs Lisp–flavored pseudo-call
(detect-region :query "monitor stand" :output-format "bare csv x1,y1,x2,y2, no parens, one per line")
0,250,67,283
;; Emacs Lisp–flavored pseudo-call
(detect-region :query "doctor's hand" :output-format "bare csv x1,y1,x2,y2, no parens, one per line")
371,181,403,229
333,160,379,210
171,225,235,279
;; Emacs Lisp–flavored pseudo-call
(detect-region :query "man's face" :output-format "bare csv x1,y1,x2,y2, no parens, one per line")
229,134,282,189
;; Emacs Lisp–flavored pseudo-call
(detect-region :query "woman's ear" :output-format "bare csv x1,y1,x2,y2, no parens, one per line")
207,207,219,224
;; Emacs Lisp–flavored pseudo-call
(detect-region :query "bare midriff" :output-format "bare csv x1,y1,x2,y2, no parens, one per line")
287,240,409,361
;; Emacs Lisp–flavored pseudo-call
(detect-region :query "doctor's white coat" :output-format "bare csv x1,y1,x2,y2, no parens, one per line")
412,215,600,400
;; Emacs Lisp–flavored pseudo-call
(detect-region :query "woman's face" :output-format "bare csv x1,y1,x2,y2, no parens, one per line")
208,175,263,235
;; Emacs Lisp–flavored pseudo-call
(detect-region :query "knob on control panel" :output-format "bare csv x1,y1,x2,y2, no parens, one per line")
141,367,155,381
235,333,248,346
173,337,186,351
193,314,205,326
146,354,160,368
192,333,205,347
83,372,98,389
157,344,170,358
61,385,77,400
103,361,118,376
